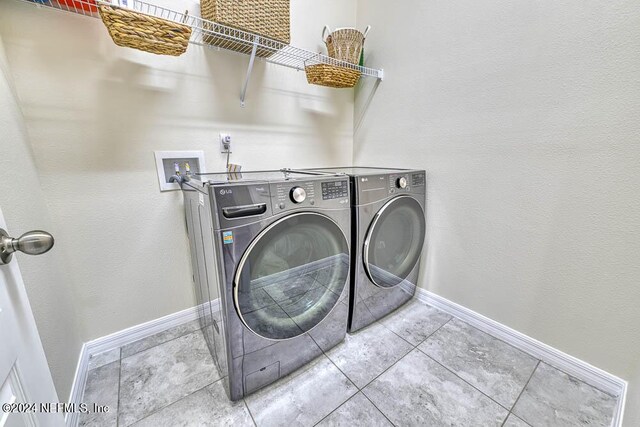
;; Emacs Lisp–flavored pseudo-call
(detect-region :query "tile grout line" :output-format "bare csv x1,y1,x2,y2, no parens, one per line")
436,312,618,401
510,360,541,412
85,326,204,426
231,301,453,426
359,344,414,392
399,300,619,401
111,301,532,425
505,359,541,424
241,398,258,427
534,360,619,399
408,311,544,419
504,413,534,427
306,326,359,392
360,390,397,427
356,315,454,394
121,379,222,427
415,346,512,415
116,347,122,427
306,331,362,425
384,315,453,352
377,303,453,349
322,352,360,392
356,301,612,426
450,316,543,367
87,348,121,373
358,349,414,426
311,391,358,427
416,308,616,423
119,323,201,361
377,319,417,349
314,315,436,427
412,316,453,348
244,327,358,427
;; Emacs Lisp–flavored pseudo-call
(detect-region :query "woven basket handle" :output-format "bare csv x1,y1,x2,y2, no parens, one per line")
322,25,332,43
362,25,371,39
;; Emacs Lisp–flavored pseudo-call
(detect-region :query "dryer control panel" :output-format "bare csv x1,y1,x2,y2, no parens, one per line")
388,171,426,195
412,172,426,187
356,171,426,205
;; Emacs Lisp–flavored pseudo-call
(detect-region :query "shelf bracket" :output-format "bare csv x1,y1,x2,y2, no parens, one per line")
240,35,260,108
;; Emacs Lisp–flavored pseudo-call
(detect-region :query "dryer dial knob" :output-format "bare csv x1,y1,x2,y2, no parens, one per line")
290,187,307,204
397,177,408,189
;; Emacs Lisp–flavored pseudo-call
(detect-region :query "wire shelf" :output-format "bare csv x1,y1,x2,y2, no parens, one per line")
18,0,384,79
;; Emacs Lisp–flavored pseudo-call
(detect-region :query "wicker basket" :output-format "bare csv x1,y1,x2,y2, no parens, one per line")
323,25,370,64
304,61,361,88
200,0,290,46
98,5,192,56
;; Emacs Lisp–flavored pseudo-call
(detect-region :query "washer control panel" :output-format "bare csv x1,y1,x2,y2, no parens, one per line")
274,181,316,211
272,179,349,212
322,180,349,200
290,186,307,203
276,181,315,203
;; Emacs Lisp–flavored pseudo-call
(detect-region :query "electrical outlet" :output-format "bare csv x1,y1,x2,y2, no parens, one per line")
220,133,232,153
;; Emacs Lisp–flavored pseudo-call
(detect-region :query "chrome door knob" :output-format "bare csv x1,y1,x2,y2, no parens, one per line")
290,187,307,204
0,228,54,265
397,177,408,189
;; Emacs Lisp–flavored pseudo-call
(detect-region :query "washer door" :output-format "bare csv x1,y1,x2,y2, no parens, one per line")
364,196,426,288
234,212,349,340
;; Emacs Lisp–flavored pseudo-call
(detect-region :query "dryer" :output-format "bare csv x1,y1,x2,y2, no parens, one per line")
181,170,351,400
299,167,426,332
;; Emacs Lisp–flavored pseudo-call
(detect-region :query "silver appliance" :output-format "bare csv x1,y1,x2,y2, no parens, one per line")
296,167,427,332
181,170,351,400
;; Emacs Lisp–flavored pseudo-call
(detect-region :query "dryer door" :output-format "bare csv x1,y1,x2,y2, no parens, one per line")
364,196,426,288
233,212,349,340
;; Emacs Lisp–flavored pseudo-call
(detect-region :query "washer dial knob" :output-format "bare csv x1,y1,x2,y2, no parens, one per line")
397,177,408,189
290,187,307,204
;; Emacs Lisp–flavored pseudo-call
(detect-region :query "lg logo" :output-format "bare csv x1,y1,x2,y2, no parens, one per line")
219,189,233,195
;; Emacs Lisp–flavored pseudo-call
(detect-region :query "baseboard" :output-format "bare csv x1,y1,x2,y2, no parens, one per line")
65,343,88,427
413,288,628,427
86,300,220,357
65,300,219,427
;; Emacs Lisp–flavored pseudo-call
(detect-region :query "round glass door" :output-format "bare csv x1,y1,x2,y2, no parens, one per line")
234,212,349,340
364,196,426,288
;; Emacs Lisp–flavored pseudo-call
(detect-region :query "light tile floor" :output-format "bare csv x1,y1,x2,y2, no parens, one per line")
79,299,619,427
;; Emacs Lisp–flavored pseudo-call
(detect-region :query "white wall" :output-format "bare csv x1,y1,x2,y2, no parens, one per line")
0,33,82,400
0,0,356,345
355,1,640,425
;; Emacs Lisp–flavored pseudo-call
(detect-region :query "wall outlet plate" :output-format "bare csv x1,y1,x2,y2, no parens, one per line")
154,150,206,192
220,133,232,153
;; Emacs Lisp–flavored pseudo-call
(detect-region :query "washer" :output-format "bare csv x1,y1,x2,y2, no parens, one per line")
297,167,427,332
181,170,351,400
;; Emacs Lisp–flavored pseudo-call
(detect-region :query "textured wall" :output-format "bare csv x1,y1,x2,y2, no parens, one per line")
0,33,82,401
0,0,356,396
355,1,640,424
